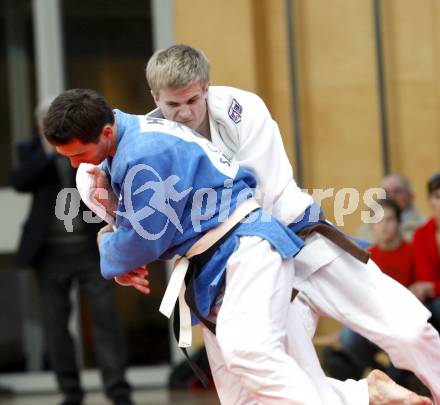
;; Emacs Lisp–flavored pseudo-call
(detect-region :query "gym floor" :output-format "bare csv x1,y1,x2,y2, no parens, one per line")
0,389,220,405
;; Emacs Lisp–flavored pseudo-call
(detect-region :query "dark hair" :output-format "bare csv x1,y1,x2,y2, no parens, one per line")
378,198,401,223
428,172,440,195
43,88,114,145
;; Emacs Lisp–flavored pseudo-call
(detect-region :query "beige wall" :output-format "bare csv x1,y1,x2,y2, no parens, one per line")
382,0,440,216
175,0,259,92
294,0,384,233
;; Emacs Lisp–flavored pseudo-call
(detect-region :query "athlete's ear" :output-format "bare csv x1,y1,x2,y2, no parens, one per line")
202,83,209,97
101,125,114,140
151,90,159,106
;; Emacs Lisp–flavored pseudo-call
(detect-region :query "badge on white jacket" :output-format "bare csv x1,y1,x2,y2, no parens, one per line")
228,98,243,124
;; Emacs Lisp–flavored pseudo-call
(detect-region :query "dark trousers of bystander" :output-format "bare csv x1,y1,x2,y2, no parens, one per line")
35,239,131,405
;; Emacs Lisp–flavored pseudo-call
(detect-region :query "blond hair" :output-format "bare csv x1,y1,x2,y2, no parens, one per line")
146,44,210,92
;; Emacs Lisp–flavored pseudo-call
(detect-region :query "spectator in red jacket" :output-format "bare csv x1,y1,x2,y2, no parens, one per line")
368,199,414,287
411,173,440,331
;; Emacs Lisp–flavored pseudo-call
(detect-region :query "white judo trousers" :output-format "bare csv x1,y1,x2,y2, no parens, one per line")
292,233,440,405
205,231,440,405
286,297,368,405
203,236,327,405
204,296,369,405
203,234,369,405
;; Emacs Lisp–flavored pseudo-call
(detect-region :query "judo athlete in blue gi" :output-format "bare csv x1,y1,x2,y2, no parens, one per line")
44,88,340,404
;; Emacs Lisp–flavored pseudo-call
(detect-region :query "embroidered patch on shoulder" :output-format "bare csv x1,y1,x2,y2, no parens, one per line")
228,98,243,124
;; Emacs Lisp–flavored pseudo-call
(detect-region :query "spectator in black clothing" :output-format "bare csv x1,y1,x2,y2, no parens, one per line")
10,98,134,405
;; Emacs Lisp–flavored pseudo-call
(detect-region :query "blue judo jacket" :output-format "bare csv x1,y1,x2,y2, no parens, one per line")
99,110,304,321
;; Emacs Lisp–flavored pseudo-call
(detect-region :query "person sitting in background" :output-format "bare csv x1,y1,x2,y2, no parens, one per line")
367,199,414,287
411,173,440,332
357,174,425,243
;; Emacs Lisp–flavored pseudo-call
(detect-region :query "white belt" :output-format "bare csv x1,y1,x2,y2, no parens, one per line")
159,198,260,347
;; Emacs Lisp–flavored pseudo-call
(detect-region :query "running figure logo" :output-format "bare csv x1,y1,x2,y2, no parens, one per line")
117,164,192,240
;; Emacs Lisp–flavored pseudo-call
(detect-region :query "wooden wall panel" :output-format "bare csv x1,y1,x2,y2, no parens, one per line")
174,0,259,92
294,0,383,233
252,0,296,165
382,0,440,215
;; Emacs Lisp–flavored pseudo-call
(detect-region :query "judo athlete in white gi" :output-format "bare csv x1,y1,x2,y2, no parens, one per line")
44,88,352,404
138,44,440,405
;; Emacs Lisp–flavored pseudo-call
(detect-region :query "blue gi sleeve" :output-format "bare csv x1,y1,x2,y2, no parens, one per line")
98,155,193,278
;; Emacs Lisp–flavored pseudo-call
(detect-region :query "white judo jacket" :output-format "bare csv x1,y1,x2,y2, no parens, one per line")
206,86,313,224
203,87,344,284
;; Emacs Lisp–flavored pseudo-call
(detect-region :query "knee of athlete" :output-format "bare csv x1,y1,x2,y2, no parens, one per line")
389,320,434,347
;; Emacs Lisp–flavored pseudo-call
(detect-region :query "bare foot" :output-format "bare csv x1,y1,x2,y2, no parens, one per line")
367,369,433,405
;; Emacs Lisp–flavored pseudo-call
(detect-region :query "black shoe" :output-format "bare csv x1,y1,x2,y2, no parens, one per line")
60,401,82,405
112,395,134,405
59,396,83,405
